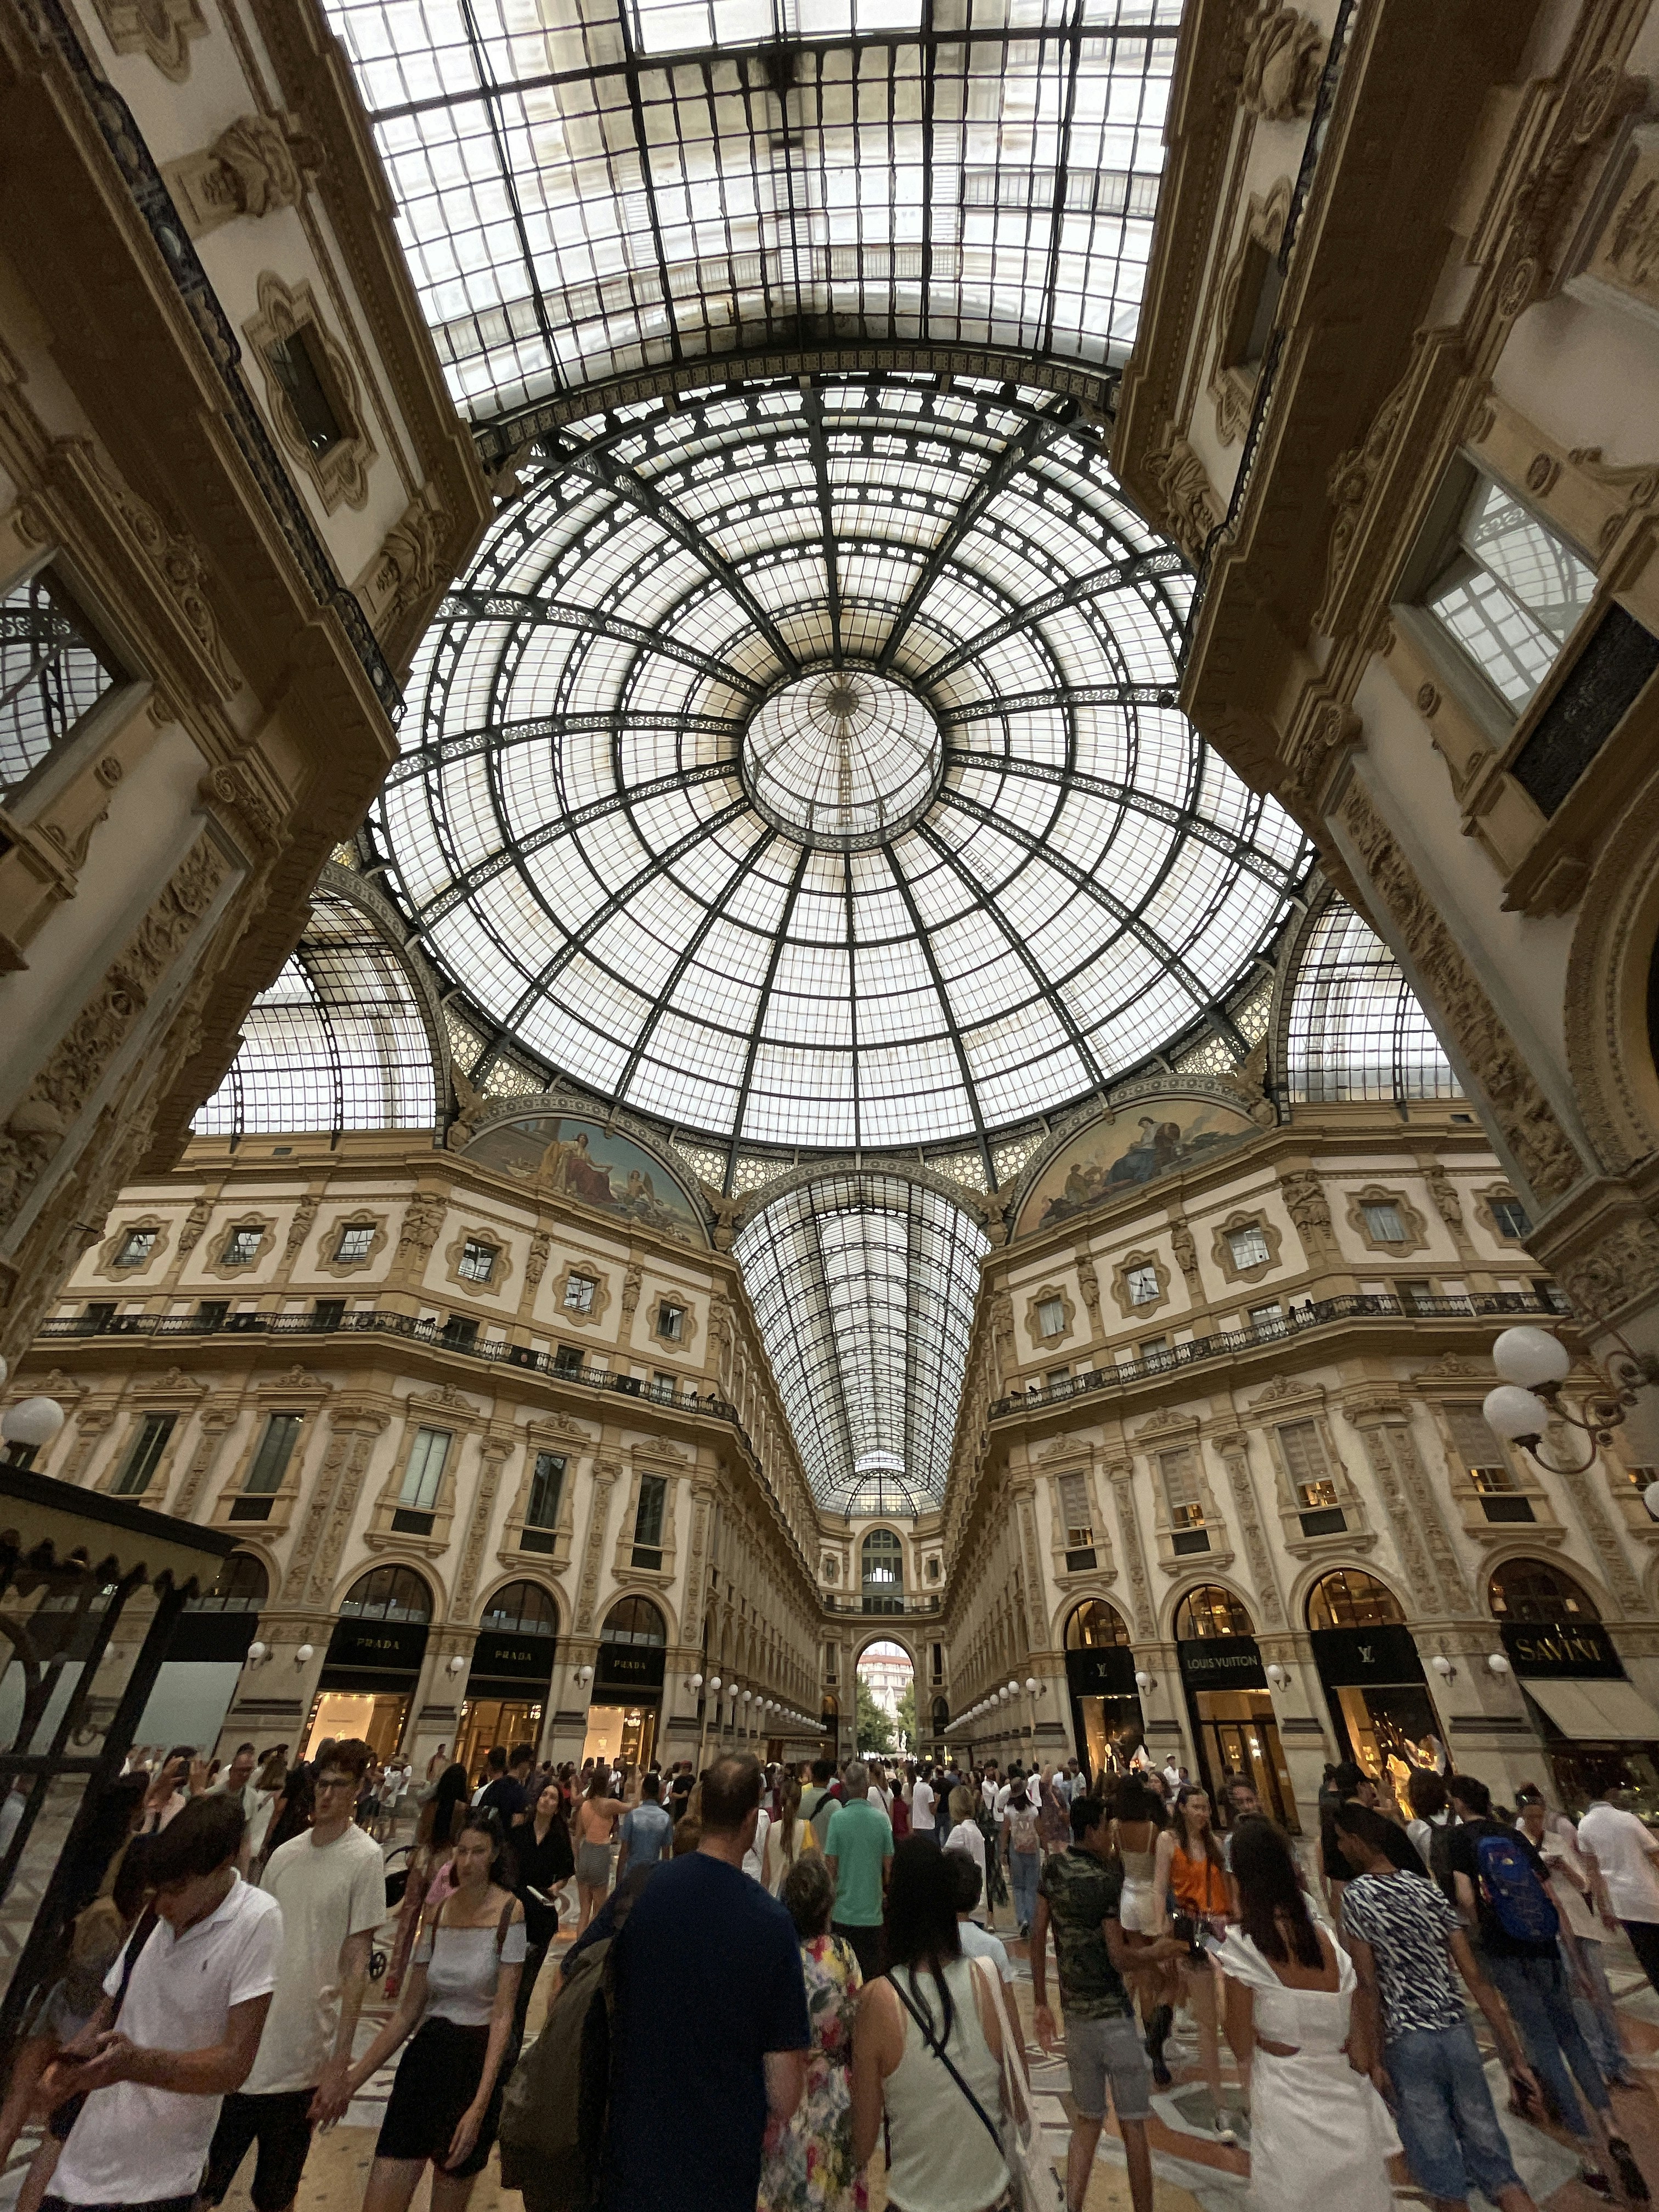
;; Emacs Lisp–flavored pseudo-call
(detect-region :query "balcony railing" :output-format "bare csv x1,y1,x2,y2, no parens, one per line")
993,1290,1566,1417
822,1593,944,1615
38,1305,733,1419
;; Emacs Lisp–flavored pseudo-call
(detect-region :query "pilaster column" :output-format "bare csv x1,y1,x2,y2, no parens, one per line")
1212,1430,1286,1628
1109,1462,1155,1640
170,1403,239,1518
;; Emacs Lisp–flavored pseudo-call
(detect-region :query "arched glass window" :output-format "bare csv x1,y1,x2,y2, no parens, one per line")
187,1553,268,1614
339,1565,432,1622
1173,1585,1255,1641
1284,900,1458,1106
601,1596,667,1647
1488,1558,1600,1625
1307,1570,1406,1631
862,1531,903,1590
1065,1599,1133,1650
481,1581,558,1638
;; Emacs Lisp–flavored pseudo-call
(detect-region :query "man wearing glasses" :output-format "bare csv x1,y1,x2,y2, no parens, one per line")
199,1740,386,2212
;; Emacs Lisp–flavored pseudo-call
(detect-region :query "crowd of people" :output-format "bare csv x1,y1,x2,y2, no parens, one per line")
9,1733,1659,2212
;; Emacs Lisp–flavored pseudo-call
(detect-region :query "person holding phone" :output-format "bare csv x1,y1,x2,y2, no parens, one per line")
1153,1786,1239,2145
511,1779,574,2043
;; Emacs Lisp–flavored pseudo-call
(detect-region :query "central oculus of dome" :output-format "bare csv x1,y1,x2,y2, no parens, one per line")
742,668,943,850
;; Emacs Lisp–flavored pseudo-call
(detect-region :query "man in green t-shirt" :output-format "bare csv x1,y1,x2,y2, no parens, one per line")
823,1759,893,1980
1031,1793,1181,2212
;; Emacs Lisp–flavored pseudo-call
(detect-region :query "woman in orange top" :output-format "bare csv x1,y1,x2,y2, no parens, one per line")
1153,1786,1241,2146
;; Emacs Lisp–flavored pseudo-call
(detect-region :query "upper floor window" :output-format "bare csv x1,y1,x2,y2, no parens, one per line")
222,1225,263,1267
1419,473,1594,714
1036,1295,1066,1339
552,1344,584,1376
633,1474,668,1568
656,1301,685,1342
458,1239,498,1284
1228,1224,1271,1269
1159,1446,1205,1530
400,1426,452,1511
113,1228,156,1269
1361,1201,1406,1243
264,326,345,455
1278,1419,1339,1510
1448,1404,1533,1521
113,1413,174,1497
525,1451,566,1531
1126,1263,1160,1306
1,564,127,801
1490,1195,1531,1240
335,1223,375,1263
564,1273,597,1314
245,1413,302,1495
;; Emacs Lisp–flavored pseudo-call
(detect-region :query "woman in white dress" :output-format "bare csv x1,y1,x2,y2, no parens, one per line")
1216,1819,1397,2212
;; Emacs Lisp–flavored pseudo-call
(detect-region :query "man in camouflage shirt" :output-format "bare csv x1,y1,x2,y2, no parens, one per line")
1031,1793,1181,2212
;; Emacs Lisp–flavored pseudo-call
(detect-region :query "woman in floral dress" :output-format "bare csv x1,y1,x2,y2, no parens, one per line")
760,1855,868,2212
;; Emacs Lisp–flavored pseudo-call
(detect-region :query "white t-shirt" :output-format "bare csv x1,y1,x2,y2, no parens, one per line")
944,1817,986,1888
958,1917,1014,1983
57,1874,282,2205
1579,1801,1659,1923
980,1778,998,1811
246,1824,386,2093
911,1779,935,1832
743,1806,772,1885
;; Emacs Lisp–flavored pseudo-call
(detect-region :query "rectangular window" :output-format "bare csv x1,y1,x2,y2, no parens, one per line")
1491,1197,1532,1240
1159,1447,1205,1531
400,1427,451,1511
525,1450,566,1530
1248,1301,1283,1330
458,1239,496,1283
1126,1263,1160,1306
1139,1335,1170,1365
1362,1203,1406,1243
1036,1295,1066,1339
1,565,126,799
1278,1419,1335,1506
264,327,344,453
651,1369,679,1400
1057,1472,1093,1549
245,1412,302,1495
1419,473,1595,714
335,1223,375,1263
113,1413,175,1497
82,1302,116,1329
553,1344,584,1376
311,1299,344,1330
1228,1223,1271,1269
441,1314,477,1351
656,1301,685,1341
564,1273,597,1314
1046,1365,1071,1388
222,1226,263,1266
114,1228,156,1269
931,1642,944,1683
633,1474,668,1568
195,1300,229,1327
825,1641,838,1680
1538,1279,1571,1313
1447,1406,1519,1496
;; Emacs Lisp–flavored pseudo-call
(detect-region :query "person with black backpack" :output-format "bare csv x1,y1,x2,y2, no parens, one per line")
1445,1775,1646,2203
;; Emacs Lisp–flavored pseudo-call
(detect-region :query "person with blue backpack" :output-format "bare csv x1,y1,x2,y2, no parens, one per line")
1444,1774,1646,2203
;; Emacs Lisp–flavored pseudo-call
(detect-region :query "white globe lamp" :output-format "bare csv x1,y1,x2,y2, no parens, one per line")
1492,1327,1572,1390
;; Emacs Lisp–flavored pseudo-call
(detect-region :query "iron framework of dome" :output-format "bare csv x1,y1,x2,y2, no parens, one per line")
367,371,1312,1182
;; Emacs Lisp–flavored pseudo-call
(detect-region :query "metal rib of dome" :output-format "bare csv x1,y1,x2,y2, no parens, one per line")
370,371,1312,1166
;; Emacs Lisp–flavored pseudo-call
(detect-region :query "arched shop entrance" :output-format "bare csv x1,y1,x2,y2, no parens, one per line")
1174,1585,1297,1830
454,1581,559,1779
855,1639,915,1757
306,1565,432,1759
1491,1558,1659,1815
1306,1570,1446,1785
584,1596,666,1772
1063,1600,1143,1779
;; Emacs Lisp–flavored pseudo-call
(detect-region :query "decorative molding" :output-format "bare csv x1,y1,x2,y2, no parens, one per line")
1149,427,1224,563
161,112,309,237
1345,1183,1430,1259
1238,7,1324,120
172,1403,239,1519
85,0,206,82
1212,1432,1285,1627
1109,1464,1156,1640
1209,176,1293,443
1210,1207,1284,1284
1024,1282,1076,1345
552,1260,611,1329
91,1210,172,1282
311,1210,390,1278
442,1222,516,1301
282,1196,318,1265
452,1433,516,1620
1472,1183,1530,1246
1110,1248,1171,1321
1277,1169,1335,1256
574,1460,620,1633
199,1214,276,1279
243,272,375,513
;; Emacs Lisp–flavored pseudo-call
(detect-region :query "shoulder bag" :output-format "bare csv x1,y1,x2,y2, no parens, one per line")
889,1963,1063,2212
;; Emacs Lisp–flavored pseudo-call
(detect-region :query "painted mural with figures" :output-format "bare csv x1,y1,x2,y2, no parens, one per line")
1016,1096,1260,1236
463,1114,707,1245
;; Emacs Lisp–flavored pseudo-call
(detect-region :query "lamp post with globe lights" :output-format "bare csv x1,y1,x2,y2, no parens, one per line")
1482,1324,1659,1493
1,1393,66,1470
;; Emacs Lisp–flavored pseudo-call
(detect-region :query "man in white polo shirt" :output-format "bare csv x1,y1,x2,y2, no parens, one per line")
43,1793,281,2212
1579,1765,1659,1994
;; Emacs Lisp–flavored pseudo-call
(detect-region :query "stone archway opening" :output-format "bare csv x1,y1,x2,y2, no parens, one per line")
855,1638,915,1759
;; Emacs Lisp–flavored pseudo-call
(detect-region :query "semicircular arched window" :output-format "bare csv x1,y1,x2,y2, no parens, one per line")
1173,1585,1256,1641
1065,1599,1133,1650
188,1553,269,1614
1307,1569,1406,1631
481,1581,559,1638
602,1595,667,1647
1488,1557,1600,1625
340,1565,432,1623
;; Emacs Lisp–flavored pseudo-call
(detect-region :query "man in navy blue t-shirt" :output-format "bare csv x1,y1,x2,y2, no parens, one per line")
603,1751,809,2212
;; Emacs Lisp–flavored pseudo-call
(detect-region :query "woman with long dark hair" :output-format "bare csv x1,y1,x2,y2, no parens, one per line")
511,1777,575,2041
1153,1785,1237,2142
385,1762,472,1995
572,1764,627,1934
850,1838,1014,2212
347,1810,524,2212
1215,1820,1395,2209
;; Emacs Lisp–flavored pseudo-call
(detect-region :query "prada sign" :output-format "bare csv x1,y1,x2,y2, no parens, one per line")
323,1618,430,1674
1065,1646,1140,1699
470,1630,556,1685
1500,1620,1625,1680
595,1642,665,1693
1178,1635,1266,1690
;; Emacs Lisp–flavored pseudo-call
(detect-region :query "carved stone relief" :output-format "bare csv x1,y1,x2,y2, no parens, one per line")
575,1460,619,1633
1109,1464,1156,1640
161,114,309,237
171,1404,239,1518
453,1436,515,1620
1239,6,1324,120
85,0,206,84
1212,1431,1286,1626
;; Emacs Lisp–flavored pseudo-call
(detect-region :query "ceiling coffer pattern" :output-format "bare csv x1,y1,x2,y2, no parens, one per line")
368,372,1311,1176
323,0,1181,428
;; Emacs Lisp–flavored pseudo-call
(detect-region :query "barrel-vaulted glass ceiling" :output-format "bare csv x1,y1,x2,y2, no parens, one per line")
735,1172,989,1512
324,0,1180,427
365,373,1312,1176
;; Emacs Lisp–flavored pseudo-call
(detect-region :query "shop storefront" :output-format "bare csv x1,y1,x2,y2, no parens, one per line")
454,1581,558,1778
1175,1585,1298,1829
1063,1600,1144,1778
304,1565,431,1760
583,1596,665,1771
1306,1571,1446,1785
1491,1556,1659,1816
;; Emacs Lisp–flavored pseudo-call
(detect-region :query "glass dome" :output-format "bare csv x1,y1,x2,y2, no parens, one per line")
372,371,1311,1161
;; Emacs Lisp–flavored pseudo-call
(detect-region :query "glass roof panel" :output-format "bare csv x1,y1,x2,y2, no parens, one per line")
194,889,439,1141
369,371,1312,1167
322,0,1182,428
735,1170,989,1509
1284,900,1460,1107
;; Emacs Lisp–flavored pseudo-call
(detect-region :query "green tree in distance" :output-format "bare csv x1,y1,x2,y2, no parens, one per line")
856,1672,896,1753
